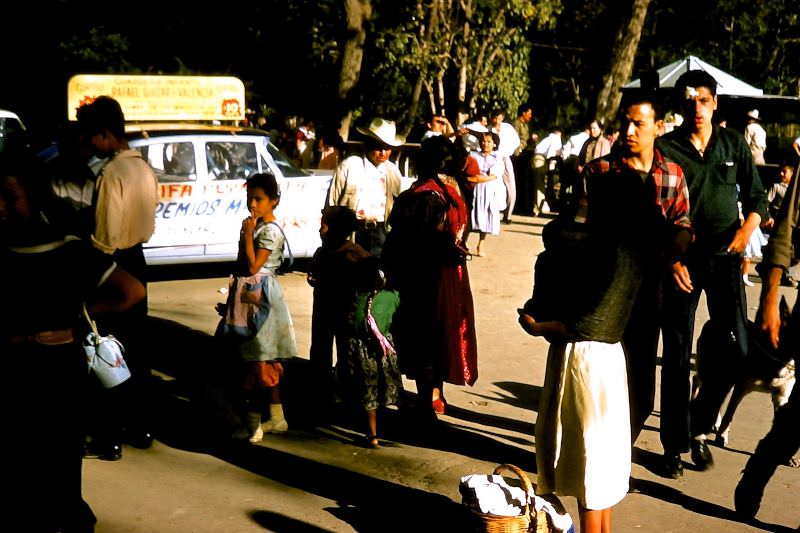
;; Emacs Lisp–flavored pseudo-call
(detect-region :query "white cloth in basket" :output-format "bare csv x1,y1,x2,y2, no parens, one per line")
532,494,575,533
459,474,528,516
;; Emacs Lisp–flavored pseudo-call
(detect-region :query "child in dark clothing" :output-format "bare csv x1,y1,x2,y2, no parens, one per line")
335,255,403,447
308,207,403,444
307,206,370,407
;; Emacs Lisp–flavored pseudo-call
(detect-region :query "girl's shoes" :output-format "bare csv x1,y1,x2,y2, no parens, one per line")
248,426,264,444
262,418,289,434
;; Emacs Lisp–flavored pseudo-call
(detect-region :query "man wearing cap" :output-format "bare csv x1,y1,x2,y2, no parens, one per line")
744,109,767,165
656,70,767,478
327,117,405,256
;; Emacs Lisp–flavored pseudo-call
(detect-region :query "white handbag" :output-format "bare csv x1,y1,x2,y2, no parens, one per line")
82,304,131,388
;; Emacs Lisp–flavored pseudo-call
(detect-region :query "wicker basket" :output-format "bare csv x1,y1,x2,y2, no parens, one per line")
467,463,551,533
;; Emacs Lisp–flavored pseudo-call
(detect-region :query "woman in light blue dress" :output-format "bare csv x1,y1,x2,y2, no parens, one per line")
469,131,507,256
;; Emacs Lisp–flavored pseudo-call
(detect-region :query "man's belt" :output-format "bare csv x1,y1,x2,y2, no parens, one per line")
9,329,74,346
357,219,386,230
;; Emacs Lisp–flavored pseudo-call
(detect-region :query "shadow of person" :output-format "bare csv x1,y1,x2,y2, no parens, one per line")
143,314,537,459
250,510,336,532
629,478,797,533
226,445,474,532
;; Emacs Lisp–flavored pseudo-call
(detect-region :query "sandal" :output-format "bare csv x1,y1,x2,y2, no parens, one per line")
366,434,380,448
432,397,446,415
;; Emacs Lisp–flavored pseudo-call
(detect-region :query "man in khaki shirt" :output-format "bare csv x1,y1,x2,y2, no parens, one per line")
77,96,158,460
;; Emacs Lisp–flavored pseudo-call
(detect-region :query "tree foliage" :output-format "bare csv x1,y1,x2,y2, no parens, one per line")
640,0,800,97
369,0,561,131
0,0,798,142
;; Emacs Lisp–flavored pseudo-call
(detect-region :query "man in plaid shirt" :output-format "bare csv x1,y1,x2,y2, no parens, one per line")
582,96,693,448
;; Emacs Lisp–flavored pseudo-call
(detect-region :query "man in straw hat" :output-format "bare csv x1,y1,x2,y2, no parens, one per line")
327,117,405,257
744,109,767,164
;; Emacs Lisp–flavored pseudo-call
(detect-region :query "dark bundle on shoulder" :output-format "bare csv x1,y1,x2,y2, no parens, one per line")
522,215,593,323
522,172,641,343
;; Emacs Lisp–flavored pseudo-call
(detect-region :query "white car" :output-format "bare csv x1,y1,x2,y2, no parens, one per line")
0,109,27,153
126,123,333,266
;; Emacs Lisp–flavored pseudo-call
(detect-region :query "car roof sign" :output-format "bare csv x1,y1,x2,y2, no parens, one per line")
67,75,245,122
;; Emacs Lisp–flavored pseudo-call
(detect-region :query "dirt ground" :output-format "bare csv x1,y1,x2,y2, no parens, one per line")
84,214,799,533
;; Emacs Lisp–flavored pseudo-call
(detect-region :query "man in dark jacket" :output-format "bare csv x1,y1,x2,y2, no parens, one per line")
656,70,767,478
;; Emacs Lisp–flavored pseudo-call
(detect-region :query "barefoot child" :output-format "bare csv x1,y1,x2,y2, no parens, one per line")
336,255,402,447
308,206,402,444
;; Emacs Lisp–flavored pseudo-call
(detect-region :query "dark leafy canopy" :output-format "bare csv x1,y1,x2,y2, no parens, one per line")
0,0,797,144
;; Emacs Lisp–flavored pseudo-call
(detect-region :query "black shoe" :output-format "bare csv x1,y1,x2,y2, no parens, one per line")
691,439,714,470
123,428,154,449
501,219,512,225
83,441,123,461
663,454,683,479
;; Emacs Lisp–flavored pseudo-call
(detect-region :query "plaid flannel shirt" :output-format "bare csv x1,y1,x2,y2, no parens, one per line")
585,147,692,232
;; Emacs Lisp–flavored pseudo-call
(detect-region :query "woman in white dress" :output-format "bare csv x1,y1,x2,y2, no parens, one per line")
469,131,507,256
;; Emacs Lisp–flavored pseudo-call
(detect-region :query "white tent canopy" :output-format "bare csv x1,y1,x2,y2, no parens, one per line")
625,55,763,97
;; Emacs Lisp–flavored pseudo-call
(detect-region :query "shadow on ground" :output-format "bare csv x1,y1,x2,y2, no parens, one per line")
630,478,796,533
140,315,535,530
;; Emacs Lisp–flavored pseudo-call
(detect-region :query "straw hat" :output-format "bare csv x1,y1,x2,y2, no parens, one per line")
746,109,761,121
356,118,405,147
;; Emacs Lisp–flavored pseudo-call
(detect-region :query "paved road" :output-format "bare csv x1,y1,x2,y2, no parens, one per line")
84,215,799,532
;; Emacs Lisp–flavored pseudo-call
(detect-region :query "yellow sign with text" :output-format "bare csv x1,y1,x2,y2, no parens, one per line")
67,75,245,121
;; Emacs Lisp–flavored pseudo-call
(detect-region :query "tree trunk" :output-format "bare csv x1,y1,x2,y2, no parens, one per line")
404,75,425,137
456,0,473,111
437,73,445,112
337,0,372,140
594,0,651,127
405,0,435,133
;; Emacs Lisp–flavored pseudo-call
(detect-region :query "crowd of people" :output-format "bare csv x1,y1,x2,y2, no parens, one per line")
238,81,799,532
2,78,799,532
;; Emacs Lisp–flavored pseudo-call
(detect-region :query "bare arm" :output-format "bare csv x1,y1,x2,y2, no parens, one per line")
757,265,783,349
467,173,498,183
727,212,762,253
517,310,569,343
86,266,146,316
242,217,271,275
671,261,694,293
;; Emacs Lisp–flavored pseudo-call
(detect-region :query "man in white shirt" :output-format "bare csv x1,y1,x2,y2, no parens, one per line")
561,126,590,161
533,127,563,214
744,109,767,164
327,117,405,256
491,109,520,223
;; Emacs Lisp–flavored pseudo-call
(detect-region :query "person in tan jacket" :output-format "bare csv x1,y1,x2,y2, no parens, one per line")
77,95,159,460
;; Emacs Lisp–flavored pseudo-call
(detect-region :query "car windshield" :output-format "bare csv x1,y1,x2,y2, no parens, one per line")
267,141,308,178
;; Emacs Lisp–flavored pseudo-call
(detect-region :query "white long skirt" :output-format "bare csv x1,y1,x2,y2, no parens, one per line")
534,340,631,510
